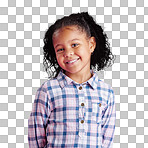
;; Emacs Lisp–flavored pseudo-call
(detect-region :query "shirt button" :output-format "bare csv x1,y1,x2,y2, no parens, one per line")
81,103,84,107
99,103,101,107
79,86,82,90
81,120,84,124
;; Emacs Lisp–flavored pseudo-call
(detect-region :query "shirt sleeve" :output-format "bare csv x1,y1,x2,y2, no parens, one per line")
101,88,116,148
28,83,51,148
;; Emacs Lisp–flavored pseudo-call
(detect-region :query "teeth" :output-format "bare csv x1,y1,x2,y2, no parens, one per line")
68,59,77,64
67,58,79,64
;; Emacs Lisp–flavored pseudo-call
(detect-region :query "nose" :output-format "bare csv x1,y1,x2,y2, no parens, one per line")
63,49,74,58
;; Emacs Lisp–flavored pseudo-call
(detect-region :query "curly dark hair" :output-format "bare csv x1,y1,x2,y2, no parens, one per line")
43,12,115,78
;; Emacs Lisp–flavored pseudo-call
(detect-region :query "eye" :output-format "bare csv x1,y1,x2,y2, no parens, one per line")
72,43,79,48
57,48,64,52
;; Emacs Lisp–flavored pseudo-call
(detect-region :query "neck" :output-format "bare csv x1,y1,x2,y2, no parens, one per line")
65,71,92,84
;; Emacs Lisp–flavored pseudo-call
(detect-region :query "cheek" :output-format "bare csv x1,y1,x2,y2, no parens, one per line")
78,48,91,57
56,55,63,65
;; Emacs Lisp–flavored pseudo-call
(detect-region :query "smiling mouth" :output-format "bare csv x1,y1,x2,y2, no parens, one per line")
66,58,80,64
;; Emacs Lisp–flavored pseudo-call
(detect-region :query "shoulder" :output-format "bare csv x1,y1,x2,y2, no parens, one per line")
36,77,63,101
96,79,114,99
38,77,60,92
98,79,113,92
91,72,114,93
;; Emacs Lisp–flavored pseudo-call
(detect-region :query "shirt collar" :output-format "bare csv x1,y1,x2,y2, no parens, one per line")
87,72,99,90
57,71,73,88
57,70,99,90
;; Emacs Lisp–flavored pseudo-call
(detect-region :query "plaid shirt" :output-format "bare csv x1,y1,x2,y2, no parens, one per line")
28,71,116,148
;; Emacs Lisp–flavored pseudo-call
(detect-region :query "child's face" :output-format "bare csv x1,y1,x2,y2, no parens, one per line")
53,25,96,77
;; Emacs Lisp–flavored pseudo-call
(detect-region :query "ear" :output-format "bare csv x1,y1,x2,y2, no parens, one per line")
89,36,96,53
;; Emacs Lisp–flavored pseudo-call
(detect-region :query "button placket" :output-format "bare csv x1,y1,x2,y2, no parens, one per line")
81,103,84,107
81,120,84,124
79,119,85,138
78,85,85,138
78,85,84,108
79,86,82,90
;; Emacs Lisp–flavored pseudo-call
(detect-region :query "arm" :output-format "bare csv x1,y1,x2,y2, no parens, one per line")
28,83,51,148
101,89,116,148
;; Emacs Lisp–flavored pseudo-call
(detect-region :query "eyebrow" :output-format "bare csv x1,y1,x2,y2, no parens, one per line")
54,38,80,49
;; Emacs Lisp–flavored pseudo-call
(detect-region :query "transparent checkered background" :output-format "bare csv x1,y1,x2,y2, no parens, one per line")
0,0,148,147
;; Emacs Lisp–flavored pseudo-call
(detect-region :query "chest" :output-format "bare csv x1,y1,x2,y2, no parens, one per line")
48,86,108,122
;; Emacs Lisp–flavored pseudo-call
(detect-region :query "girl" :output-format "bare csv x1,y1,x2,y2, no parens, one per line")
28,12,116,148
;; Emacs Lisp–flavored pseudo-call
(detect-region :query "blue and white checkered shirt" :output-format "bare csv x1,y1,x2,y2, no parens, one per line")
28,71,116,148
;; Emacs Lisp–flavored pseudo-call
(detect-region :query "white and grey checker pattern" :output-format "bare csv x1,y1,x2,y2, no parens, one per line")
0,0,148,147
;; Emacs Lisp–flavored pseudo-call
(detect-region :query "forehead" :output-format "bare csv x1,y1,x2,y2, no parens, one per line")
52,25,87,39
